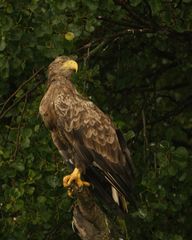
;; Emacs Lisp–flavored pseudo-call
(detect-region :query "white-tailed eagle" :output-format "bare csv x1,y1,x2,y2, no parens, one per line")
39,56,135,211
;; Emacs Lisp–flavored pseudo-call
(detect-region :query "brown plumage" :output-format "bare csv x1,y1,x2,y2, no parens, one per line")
39,56,135,211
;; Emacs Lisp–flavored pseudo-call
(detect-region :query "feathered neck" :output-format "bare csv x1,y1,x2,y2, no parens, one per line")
47,71,73,87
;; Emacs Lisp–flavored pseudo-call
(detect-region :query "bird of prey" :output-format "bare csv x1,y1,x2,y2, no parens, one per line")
39,56,135,211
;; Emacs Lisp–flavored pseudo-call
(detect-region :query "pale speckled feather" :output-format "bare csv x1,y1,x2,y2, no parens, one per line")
53,88,123,164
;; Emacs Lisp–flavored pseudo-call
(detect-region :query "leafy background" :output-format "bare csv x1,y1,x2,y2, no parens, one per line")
0,0,192,239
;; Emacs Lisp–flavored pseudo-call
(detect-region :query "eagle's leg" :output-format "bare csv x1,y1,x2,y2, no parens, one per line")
63,167,90,188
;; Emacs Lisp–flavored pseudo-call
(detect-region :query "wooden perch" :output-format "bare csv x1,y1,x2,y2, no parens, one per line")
71,187,128,240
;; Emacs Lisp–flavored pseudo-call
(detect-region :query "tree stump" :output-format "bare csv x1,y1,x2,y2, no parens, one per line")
72,187,128,240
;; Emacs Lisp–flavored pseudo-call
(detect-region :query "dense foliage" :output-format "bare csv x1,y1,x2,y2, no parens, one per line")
0,0,192,239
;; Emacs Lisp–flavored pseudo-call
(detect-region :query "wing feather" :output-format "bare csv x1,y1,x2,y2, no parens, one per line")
54,92,122,164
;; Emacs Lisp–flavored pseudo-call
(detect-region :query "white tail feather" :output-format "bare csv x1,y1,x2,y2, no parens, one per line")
111,186,120,205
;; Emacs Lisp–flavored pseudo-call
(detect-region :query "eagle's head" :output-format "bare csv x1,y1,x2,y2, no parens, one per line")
48,56,78,83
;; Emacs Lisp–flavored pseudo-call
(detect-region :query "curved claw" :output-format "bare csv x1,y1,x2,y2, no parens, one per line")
63,168,90,188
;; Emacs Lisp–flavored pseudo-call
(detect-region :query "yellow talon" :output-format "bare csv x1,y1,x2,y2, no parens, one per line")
63,167,90,188
67,188,74,197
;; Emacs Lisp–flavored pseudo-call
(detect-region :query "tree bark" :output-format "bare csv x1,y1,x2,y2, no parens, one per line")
72,187,128,240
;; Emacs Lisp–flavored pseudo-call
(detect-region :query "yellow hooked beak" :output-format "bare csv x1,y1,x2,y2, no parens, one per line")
62,60,78,72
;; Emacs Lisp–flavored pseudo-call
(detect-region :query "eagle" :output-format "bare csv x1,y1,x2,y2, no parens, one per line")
39,56,135,211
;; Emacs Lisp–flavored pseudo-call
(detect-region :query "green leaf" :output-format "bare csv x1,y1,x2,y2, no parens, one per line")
173,147,188,160
157,152,168,168
37,195,47,204
28,169,36,179
35,24,52,37
26,186,35,195
14,199,24,211
0,16,13,31
85,22,95,32
86,1,98,11
125,130,135,141
147,0,162,15
15,89,24,98
22,137,30,148
159,140,170,151
23,128,32,138
11,162,25,172
6,4,13,14
5,203,13,211
172,234,183,240
56,1,67,10
34,124,40,132
0,37,6,51
46,175,60,188
168,166,177,176
67,23,82,37
179,173,186,182
130,0,142,7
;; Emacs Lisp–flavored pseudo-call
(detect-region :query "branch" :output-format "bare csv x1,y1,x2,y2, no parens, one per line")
96,15,131,27
114,62,178,95
113,0,152,27
0,66,44,118
0,81,42,120
12,95,28,161
150,95,192,126
142,109,148,163
113,0,192,40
